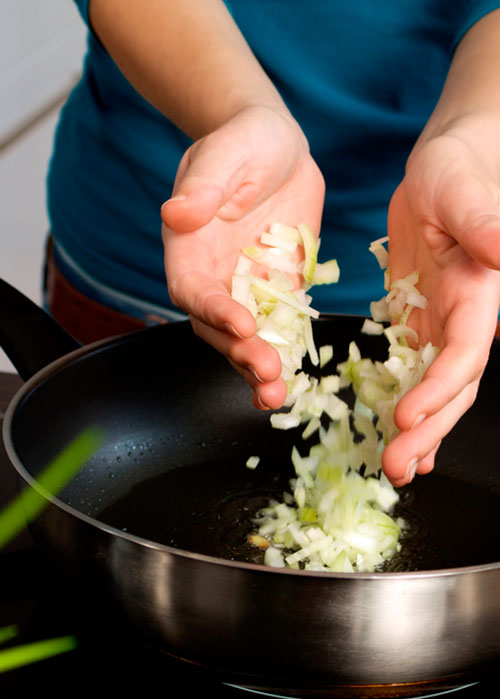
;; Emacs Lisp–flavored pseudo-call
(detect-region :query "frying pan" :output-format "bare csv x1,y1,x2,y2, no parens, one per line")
1,277,500,694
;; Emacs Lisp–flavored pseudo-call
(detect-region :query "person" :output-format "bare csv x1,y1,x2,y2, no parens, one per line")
46,1,500,487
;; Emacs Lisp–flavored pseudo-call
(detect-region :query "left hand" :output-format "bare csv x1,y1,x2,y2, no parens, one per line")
383,123,500,486
161,106,325,411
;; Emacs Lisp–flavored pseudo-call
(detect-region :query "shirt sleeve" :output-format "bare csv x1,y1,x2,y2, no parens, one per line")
72,0,91,25
453,1,500,51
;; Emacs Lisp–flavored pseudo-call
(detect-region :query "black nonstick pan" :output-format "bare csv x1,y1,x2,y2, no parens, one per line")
1,278,500,695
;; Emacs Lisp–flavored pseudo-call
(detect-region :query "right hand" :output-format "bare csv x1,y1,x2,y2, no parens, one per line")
161,105,325,411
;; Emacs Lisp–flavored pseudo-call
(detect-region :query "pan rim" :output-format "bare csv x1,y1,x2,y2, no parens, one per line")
6,438,500,580
4,325,500,581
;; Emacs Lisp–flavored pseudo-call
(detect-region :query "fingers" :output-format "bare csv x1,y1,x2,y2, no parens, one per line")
164,239,288,410
386,442,441,490
160,106,317,237
190,316,287,410
161,140,237,232
160,125,254,233
393,339,485,433
394,275,498,432
190,316,281,382
160,108,297,234
416,442,441,476
161,187,226,233
386,297,491,486
171,271,258,338
229,359,288,411
384,135,500,486
383,381,478,486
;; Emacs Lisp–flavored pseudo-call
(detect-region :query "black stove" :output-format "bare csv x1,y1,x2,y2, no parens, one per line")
0,372,495,698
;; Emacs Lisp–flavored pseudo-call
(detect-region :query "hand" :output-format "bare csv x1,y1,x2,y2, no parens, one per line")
383,124,500,486
161,105,325,410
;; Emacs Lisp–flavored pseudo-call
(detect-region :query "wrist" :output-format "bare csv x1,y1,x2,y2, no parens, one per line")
191,94,295,142
408,113,500,175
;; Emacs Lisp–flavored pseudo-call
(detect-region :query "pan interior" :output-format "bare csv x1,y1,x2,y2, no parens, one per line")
9,319,500,572
93,449,500,571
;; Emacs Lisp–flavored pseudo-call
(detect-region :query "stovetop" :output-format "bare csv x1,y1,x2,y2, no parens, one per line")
0,372,495,698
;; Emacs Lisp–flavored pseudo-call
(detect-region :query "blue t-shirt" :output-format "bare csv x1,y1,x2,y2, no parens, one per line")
47,1,500,316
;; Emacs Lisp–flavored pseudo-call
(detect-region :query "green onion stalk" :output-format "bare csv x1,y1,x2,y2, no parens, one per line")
0,427,102,673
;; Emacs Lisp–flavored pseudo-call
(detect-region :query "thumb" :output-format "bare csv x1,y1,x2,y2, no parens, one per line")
456,212,500,270
436,174,500,269
161,129,256,233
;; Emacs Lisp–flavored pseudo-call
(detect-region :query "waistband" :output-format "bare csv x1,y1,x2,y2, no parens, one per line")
44,236,184,345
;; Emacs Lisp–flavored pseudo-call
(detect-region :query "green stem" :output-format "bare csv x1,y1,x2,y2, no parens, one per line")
0,636,77,673
0,427,103,549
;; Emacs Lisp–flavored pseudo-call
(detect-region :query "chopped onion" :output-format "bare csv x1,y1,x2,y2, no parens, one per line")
246,275,320,319
319,374,339,394
234,255,252,276
311,259,340,285
232,225,437,573
257,326,290,346
242,246,297,274
270,222,302,243
361,318,385,336
370,297,390,323
264,546,286,568
368,236,389,269
270,413,301,430
304,315,319,366
297,223,319,283
246,456,260,470
260,232,298,253
384,324,419,345
319,344,333,368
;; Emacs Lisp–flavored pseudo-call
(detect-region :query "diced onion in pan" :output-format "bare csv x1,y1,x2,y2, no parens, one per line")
246,456,260,470
233,224,436,572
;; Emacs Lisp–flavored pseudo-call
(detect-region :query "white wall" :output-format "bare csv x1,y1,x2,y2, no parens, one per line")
0,1,86,373
0,0,87,145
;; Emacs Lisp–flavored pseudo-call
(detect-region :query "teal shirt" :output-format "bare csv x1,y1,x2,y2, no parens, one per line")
47,1,500,315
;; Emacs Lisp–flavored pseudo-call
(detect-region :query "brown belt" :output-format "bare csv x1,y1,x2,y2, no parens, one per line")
44,237,149,345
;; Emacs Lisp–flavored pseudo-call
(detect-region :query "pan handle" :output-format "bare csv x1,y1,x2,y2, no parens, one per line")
0,279,80,382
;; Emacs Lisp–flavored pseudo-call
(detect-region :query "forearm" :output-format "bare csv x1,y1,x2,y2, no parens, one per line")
414,8,500,149
88,0,290,140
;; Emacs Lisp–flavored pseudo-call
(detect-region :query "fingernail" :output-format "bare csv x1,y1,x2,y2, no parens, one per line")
225,323,246,339
405,457,419,482
250,367,264,383
411,414,426,429
161,194,186,207
255,390,269,410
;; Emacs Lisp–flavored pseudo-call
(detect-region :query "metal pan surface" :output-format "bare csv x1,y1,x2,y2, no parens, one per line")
1,279,500,690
